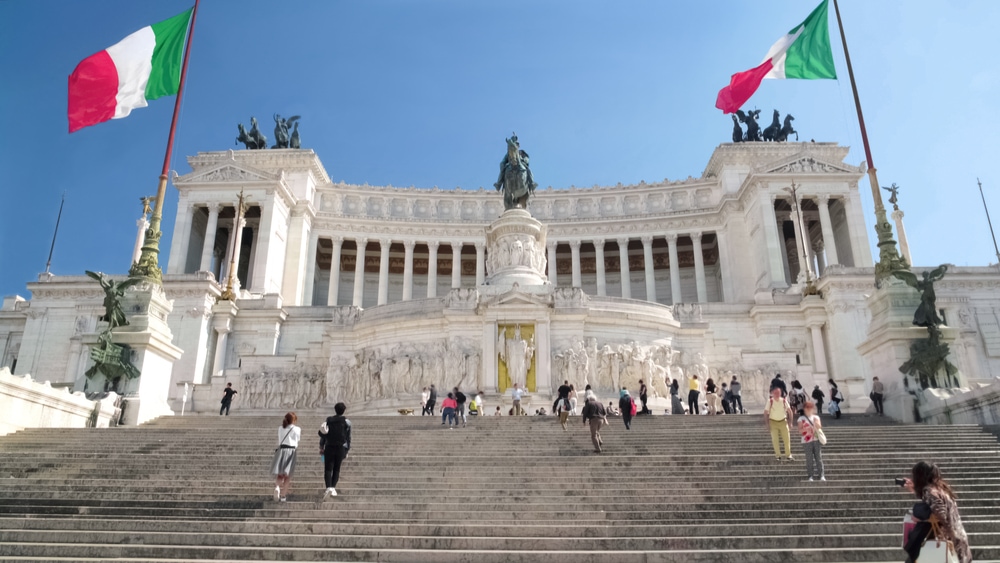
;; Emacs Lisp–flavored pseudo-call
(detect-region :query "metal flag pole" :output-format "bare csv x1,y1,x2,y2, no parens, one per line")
977,178,1000,265
45,192,66,274
130,0,201,284
831,0,908,284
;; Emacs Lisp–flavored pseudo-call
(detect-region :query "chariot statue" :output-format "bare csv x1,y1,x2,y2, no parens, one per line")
494,133,538,210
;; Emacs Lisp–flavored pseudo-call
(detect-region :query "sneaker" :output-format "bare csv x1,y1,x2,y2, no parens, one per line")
323,488,334,500
786,456,795,461
808,477,814,482
279,497,287,502
330,488,338,497
273,487,280,501
820,476,827,482
775,456,781,461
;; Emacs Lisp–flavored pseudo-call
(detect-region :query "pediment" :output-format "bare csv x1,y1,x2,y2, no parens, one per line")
175,162,277,185
762,154,858,175
479,286,553,309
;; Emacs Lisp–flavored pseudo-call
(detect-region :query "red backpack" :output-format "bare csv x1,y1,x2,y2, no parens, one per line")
630,397,637,416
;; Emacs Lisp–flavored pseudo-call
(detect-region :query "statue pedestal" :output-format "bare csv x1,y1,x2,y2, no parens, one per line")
856,281,959,422
485,209,548,288
114,282,183,425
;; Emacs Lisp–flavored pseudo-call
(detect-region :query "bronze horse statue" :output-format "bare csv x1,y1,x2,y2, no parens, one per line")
236,118,267,149
494,134,538,210
762,109,781,142
736,109,762,141
776,114,798,142
731,115,743,143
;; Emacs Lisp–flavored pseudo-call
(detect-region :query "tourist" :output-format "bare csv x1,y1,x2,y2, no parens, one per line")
511,383,525,416
871,376,885,416
420,387,430,416
770,373,787,397
764,387,794,461
468,395,479,417
220,382,237,416
554,380,571,412
607,401,621,416
730,375,744,414
902,462,972,563
270,412,300,502
319,402,352,500
569,384,578,414
669,379,684,415
581,396,608,454
453,387,468,428
584,384,596,402
811,385,825,414
720,382,733,414
829,379,844,419
441,392,458,428
475,390,485,417
494,406,502,416
788,380,807,417
427,384,437,416
556,395,570,431
687,374,701,415
618,388,635,430
638,379,651,415
797,400,824,481
705,377,719,415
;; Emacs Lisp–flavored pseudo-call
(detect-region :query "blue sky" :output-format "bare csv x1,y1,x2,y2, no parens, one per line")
2,1,999,299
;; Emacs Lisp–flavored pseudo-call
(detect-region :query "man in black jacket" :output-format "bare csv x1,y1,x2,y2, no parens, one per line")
769,373,787,397
319,402,352,500
426,385,437,416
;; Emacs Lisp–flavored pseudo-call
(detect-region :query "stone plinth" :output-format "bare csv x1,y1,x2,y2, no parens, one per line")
0,367,119,436
485,209,548,287
110,282,183,425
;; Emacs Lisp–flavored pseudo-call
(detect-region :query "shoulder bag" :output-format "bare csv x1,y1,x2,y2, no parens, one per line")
805,415,827,445
918,516,959,563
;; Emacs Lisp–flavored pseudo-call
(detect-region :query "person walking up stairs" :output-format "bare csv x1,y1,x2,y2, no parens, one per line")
319,402,352,499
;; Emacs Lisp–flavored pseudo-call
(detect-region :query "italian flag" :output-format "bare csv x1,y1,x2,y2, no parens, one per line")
715,0,837,114
68,8,193,133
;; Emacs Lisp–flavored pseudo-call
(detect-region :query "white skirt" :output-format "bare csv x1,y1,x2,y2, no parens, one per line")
270,447,297,477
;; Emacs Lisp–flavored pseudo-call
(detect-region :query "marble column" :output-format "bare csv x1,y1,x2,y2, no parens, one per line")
814,241,827,277
641,235,656,303
132,216,149,266
251,194,277,292
776,211,792,284
547,242,558,286
569,240,582,288
594,239,607,296
228,217,247,292
451,242,463,289
377,238,391,305
789,203,809,282
666,234,681,304
212,326,231,376
715,229,734,303
892,208,913,266
220,217,236,281
426,242,439,298
302,231,319,306
402,240,415,301
816,195,840,265
168,203,195,274
327,236,343,306
691,232,707,303
475,242,486,286
199,204,220,272
809,322,829,376
353,237,368,307
617,237,631,299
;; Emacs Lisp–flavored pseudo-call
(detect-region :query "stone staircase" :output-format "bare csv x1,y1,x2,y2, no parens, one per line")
0,412,998,562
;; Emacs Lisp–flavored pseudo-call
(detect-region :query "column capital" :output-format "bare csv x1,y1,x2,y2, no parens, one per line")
806,320,826,330
812,240,825,252
208,203,223,214
403,239,416,250
640,235,654,246
775,211,792,221
427,240,440,251
568,240,582,250
474,241,486,251
593,238,605,248
817,194,832,206
356,236,369,247
665,233,678,244
689,232,703,243
379,237,392,249
616,236,630,247
452,241,463,250
547,241,557,251
330,235,343,245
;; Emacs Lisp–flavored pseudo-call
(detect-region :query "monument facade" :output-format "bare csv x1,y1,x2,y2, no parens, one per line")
2,141,999,417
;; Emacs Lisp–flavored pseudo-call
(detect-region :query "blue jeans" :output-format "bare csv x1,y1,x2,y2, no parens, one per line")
441,407,456,425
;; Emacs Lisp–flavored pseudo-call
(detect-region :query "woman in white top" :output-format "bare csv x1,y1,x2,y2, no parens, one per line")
568,384,578,415
420,387,430,416
269,412,301,502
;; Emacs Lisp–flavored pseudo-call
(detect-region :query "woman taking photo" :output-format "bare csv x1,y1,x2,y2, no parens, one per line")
903,462,972,563
270,412,301,502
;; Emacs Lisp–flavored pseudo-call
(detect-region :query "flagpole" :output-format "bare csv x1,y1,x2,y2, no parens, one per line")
831,0,908,284
977,178,1000,265
130,0,201,284
45,192,66,275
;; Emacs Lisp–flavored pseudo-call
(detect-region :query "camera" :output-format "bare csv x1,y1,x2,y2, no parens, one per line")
894,478,907,487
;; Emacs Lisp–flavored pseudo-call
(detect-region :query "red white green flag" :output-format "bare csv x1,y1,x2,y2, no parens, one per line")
715,0,837,114
68,8,193,133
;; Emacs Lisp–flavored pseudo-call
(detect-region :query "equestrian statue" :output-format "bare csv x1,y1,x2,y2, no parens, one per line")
494,133,538,210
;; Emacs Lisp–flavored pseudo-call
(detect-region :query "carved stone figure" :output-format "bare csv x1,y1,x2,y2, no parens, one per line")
494,134,538,210
271,114,300,149
498,325,534,388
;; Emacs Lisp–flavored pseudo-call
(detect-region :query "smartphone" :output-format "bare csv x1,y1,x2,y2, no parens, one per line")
894,478,906,487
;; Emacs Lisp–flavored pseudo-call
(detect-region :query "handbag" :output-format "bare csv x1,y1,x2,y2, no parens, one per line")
918,517,958,563
805,415,827,445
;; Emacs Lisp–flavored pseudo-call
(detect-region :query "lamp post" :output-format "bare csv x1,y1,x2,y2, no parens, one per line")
220,189,249,301
784,181,816,292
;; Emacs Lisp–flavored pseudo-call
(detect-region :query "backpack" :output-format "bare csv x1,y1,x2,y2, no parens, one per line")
455,391,466,403
323,417,348,448
630,397,637,417
469,399,477,411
